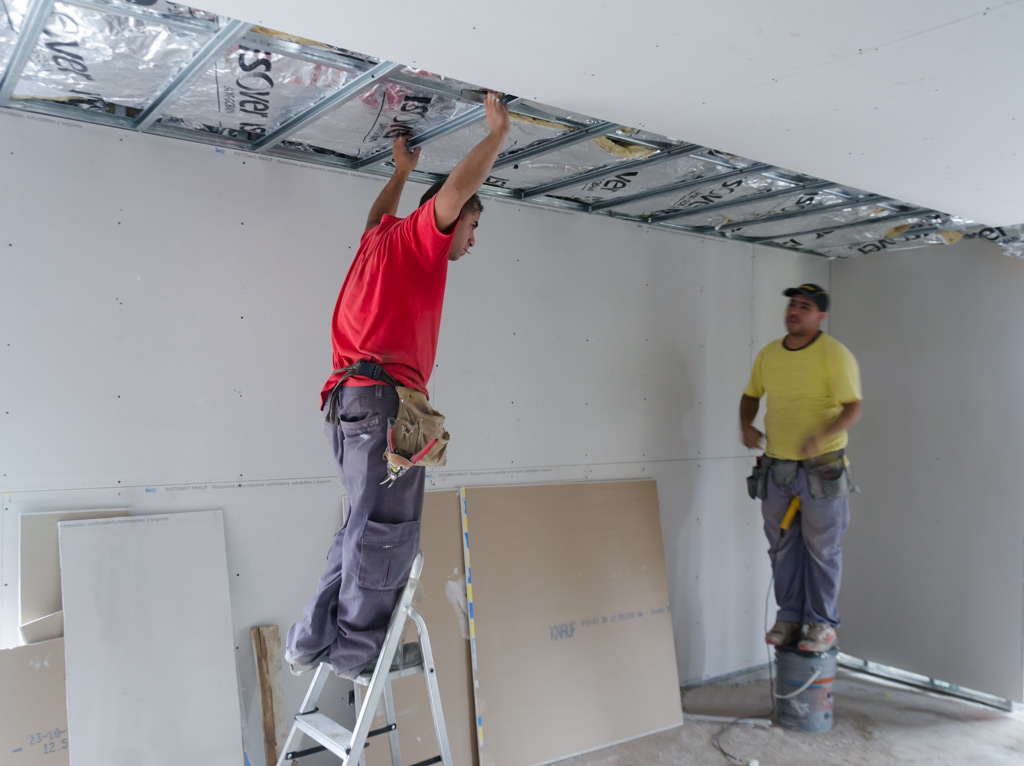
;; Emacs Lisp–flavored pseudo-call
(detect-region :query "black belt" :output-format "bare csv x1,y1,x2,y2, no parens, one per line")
325,360,401,425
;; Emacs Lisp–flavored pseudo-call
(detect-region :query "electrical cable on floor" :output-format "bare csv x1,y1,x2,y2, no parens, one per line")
708,575,779,766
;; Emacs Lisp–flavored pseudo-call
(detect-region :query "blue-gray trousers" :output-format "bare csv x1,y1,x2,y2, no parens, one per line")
287,385,424,678
763,467,849,627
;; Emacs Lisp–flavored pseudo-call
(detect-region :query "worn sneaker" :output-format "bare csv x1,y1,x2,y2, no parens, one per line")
765,620,801,646
285,647,329,676
798,622,837,652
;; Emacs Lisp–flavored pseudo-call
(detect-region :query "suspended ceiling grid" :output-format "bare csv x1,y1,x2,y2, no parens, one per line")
1,0,1022,260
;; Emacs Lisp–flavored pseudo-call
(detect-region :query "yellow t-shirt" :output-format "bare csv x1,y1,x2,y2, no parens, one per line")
744,333,862,460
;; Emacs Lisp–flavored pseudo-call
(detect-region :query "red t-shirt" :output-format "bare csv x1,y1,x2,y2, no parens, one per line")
320,197,455,406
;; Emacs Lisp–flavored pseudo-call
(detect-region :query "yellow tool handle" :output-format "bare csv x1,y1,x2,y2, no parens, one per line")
780,496,801,531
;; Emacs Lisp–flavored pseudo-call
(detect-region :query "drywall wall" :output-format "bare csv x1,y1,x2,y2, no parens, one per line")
829,239,1024,702
201,0,1024,226
0,110,828,761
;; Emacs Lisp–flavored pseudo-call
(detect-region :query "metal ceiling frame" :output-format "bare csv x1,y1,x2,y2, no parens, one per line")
0,0,984,259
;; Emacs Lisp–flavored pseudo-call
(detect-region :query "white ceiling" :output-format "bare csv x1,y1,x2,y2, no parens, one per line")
200,0,1024,226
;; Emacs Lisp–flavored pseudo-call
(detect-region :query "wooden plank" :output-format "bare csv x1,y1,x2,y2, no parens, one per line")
251,625,288,766
464,480,682,766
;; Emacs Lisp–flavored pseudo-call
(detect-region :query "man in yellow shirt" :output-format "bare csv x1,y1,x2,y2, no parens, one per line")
740,283,862,653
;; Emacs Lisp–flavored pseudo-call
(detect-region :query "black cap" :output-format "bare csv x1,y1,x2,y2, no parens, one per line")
783,283,829,312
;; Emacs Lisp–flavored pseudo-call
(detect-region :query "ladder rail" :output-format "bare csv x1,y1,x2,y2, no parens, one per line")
278,551,452,766
409,607,453,766
346,561,422,764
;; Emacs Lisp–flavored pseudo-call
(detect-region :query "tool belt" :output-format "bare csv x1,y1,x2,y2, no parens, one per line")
747,449,852,501
325,361,450,484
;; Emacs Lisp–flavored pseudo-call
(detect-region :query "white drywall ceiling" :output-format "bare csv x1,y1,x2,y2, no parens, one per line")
199,0,1024,227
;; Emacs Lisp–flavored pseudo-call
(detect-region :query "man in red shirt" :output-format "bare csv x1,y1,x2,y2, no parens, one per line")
286,92,510,679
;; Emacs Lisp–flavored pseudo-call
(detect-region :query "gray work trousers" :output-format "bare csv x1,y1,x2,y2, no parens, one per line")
286,384,424,678
762,467,849,627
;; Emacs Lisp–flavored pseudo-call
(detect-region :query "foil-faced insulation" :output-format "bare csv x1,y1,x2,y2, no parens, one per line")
160,43,360,137
413,110,568,177
12,1,209,108
557,153,733,206
723,195,900,239
489,133,653,191
102,0,218,24
977,224,1024,259
773,213,942,255
612,172,798,219
284,72,477,160
0,1,20,75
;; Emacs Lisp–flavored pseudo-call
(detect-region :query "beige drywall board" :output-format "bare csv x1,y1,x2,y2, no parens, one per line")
19,509,128,626
58,510,243,766
0,638,68,765
463,480,682,766
830,239,1024,703
364,488,476,766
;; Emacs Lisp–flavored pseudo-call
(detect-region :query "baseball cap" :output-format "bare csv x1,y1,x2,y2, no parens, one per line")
783,283,829,312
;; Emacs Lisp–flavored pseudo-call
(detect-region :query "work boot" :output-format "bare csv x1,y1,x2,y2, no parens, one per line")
798,623,837,652
765,620,801,646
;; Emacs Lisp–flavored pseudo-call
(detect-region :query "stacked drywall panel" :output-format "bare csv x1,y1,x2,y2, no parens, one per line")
59,511,243,765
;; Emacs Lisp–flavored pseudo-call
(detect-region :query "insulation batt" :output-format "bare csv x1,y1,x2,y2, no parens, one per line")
163,44,357,136
288,73,477,159
9,1,209,106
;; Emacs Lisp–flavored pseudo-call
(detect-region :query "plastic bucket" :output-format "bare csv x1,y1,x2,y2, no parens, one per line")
774,645,837,733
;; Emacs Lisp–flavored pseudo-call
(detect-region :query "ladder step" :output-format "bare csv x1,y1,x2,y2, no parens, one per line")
294,712,355,759
408,756,443,766
353,661,425,685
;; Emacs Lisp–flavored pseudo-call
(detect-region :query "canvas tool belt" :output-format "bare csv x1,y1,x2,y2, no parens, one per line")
326,360,450,486
746,449,852,501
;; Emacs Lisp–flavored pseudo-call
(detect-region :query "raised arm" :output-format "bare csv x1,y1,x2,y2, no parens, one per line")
433,92,510,233
365,136,421,232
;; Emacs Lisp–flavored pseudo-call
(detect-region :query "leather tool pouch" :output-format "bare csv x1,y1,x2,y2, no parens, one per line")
387,387,449,468
802,449,852,499
747,456,771,500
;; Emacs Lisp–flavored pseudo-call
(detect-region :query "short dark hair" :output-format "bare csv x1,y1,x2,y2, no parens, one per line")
420,176,484,215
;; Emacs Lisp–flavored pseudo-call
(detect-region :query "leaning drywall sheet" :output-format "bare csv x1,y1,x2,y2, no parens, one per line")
59,511,242,766
464,480,682,766
365,488,477,766
0,638,68,765
19,611,64,645
19,509,127,626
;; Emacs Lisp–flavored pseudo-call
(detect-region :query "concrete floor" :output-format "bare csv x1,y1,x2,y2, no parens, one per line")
555,667,1024,766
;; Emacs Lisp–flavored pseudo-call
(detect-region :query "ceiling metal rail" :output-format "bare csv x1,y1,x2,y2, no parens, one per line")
759,209,934,246
490,120,618,170
62,0,216,33
519,143,703,199
647,179,835,224
249,60,401,153
589,163,774,214
699,194,894,234
0,0,55,105
133,19,250,132
352,95,523,170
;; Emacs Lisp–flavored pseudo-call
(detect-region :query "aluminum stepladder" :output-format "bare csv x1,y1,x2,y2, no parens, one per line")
277,552,452,766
